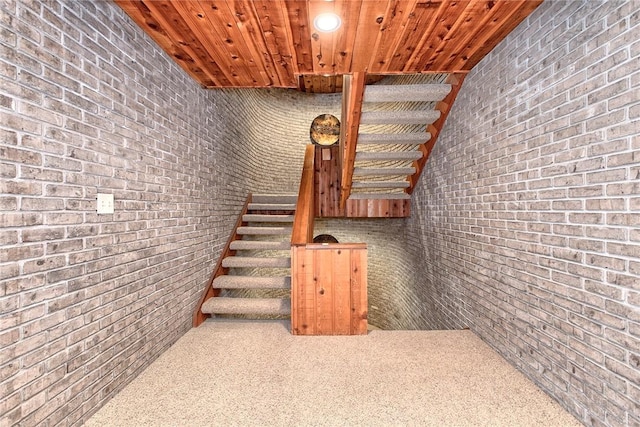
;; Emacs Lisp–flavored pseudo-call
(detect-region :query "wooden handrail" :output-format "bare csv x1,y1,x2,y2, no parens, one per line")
291,144,315,245
193,193,252,326
407,73,466,193
339,72,366,209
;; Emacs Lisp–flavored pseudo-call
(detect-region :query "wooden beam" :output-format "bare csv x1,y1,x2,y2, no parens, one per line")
193,194,252,326
407,73,466,193
339,72,366,209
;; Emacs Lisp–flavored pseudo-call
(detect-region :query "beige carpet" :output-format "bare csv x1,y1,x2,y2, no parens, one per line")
85,320,581,426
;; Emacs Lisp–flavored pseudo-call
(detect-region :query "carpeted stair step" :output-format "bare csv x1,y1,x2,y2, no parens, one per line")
352,181,410,189
229,240,291,250
355,151,423,162
213,276,291,289
248,203,296,211
222,256,291,268
251,194,298,204
353,167,416,176
360,110,441,125
348,192,411,200
237,226,291,235
358,133,430,145
242,214,295,223
363,84,451,103
201,297,291,315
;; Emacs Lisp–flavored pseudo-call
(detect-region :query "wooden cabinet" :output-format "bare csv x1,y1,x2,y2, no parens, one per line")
291,243,367,335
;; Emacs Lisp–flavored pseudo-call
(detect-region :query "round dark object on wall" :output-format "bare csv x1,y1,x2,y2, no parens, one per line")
310,114,340,146
313,234,339,244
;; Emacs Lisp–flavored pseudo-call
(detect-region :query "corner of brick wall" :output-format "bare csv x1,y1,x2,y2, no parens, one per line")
408,1,640,425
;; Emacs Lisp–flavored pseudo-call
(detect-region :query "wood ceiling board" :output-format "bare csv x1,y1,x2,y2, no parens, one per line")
285,1,314,74
115,0,228,87
332,0,363,74
405,0,472,71
368,0,421,73
252,0,298,87
170,1,247,86
115,0,543,88
192,0,271,86
349,0,390,72
308,1,338,74
460,0,542,70
227,1,282,87
423,1,515,71
386,0,444,72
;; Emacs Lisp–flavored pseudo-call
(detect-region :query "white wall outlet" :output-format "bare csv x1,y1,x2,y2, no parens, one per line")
97,193,114,214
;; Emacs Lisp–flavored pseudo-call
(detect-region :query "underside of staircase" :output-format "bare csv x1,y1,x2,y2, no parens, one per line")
340,73,465,214
198,194,296,320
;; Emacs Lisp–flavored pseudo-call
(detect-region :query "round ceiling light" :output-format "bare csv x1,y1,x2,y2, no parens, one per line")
314,13,341,33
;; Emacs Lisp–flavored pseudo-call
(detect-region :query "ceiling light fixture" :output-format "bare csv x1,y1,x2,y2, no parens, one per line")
314,13,341,33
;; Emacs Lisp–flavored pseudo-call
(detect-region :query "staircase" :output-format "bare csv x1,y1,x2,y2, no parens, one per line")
348,78,453,202
199,194,297,319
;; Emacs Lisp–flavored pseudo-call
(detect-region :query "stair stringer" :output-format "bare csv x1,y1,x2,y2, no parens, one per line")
193,194,251,327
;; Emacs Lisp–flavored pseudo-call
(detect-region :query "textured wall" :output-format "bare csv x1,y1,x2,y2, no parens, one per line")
314,218,429,330
409,1,640,425
0,1,338,425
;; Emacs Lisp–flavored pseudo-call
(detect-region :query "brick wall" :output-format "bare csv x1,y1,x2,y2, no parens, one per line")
0,1,339,425
408,1,640,425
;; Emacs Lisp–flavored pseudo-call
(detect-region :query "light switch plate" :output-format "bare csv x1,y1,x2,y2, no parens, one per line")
97,193,114,214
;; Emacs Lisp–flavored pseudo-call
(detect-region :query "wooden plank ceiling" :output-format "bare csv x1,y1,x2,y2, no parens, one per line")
115,0,542,91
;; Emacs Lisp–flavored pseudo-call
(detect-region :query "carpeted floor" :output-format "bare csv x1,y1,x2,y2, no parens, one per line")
85,320,581,426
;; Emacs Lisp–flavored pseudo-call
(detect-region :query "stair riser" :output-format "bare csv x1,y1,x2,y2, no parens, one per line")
222,258,291,268
248,203,296,211
237,227,291,235
360,110,441,125
363,84,451,103
349,193,410,200
355,152,423,162
353,168,416,176
229,241,291,250
352,181,409,189
251,194,298,204
242,214,294,223
201,298,291,316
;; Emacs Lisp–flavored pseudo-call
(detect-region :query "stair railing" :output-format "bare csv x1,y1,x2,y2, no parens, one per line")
339,72,366,209
193,194,252,327
291,144,315,244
